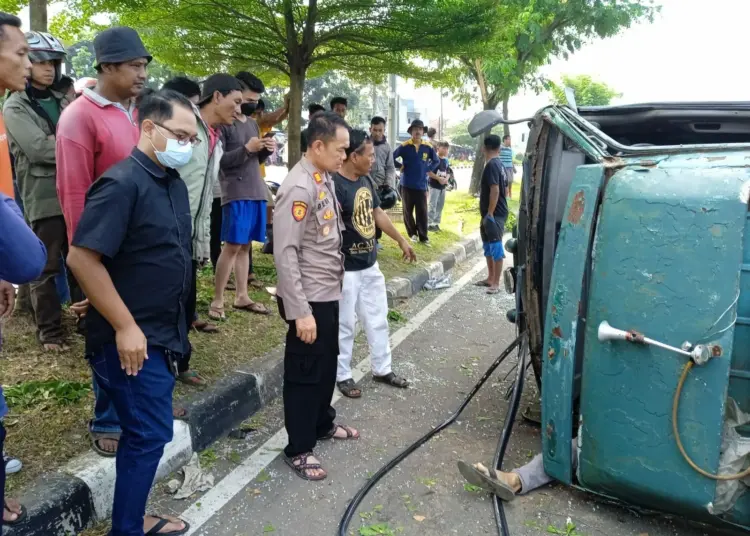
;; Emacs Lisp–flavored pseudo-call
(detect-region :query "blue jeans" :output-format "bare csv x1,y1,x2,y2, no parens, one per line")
91,376,122,435
89,344,177,536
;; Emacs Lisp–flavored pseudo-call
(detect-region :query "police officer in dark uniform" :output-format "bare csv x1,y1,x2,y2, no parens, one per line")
273,111,360,481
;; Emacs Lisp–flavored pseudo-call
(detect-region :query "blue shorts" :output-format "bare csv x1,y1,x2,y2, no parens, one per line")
483,240,505,261
221,200,267,245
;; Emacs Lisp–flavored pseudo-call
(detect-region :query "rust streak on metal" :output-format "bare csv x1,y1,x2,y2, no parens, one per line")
552,326,563,338
712,345,723,357
638,160,658,167
626,330,645,344
567,191,585,224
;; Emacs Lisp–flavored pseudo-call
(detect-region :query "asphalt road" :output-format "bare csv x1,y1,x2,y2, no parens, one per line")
144,254,720,536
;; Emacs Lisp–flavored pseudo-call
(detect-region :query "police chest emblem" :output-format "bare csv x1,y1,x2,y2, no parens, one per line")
318,191,326,200
292,201,308,221
322,225,331,236
352,187,375,239
323,208,334,220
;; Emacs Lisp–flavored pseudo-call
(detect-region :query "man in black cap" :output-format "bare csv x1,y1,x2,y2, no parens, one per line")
57,25,152,458
393,119,440,246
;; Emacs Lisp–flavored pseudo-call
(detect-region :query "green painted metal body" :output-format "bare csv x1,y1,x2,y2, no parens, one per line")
542,149,750,529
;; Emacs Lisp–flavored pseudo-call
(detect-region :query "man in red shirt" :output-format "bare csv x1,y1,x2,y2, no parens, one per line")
56,26,151,458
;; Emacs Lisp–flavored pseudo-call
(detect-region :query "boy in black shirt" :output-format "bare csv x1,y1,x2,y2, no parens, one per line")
476,134,508,294
333,129,416,399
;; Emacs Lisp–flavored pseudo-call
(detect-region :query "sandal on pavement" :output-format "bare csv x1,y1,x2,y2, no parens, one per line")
177,370,207,387
208,304,225,321
373,372,409,388
457,461,516,502
89,424,120,457
145,516,190,535
192,320,219,333
3,499,26,526
486,288,500,295
284,453,327,481
473,280,491,287
321,423,360,441
233,302,271,315
337,379,362,398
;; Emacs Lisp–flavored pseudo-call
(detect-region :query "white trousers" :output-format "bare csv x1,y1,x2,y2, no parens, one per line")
337,262,393,382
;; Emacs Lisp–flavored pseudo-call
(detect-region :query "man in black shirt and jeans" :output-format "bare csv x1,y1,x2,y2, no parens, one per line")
476,134,508,295
66,89,196,536
333,129,416,399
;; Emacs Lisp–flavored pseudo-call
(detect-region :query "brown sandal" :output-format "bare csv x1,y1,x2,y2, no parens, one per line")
321,423,360,440
284,452,327,481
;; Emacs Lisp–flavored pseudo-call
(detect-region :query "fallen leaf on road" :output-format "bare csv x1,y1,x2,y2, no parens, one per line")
413,515,425,522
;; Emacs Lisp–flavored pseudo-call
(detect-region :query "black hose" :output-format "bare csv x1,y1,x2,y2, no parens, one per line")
337,332,525,536
492,336,529,536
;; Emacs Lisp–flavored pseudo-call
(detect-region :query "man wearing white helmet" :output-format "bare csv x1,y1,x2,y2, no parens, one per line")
4,31,74,352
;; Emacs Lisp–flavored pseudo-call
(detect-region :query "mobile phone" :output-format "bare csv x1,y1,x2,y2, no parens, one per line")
263,132,275,139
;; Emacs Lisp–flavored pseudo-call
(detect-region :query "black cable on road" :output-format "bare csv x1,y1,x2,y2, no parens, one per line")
337,332,525,536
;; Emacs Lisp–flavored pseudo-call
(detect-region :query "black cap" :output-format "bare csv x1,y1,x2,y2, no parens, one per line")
199,73,243,105
94,27,152,67
407,119,425,134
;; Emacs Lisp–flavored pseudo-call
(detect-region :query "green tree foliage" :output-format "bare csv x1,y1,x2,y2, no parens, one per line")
69,45,96,78
550,74,621,106
60,0,494,166
443,0,659,194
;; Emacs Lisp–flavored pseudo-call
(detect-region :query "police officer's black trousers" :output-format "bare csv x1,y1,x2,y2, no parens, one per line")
280,300,339,458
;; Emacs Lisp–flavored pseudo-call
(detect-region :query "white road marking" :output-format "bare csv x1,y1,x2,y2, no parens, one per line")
182,256,488,534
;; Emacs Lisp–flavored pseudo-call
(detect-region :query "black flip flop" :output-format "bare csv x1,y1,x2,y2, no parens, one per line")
3,502,27,526
473,281,491,287
457,461,516,502
337,379,362,398
146,517,190,535
373,372,409,388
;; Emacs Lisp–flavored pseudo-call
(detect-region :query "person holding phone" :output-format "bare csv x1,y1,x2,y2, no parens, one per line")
209,72,276,319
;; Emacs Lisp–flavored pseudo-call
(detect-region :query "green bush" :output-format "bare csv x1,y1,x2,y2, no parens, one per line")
505,211,517,232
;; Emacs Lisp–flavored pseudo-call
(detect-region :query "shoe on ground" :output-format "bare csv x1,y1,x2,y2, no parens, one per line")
434,225,442,232
420,239,432,248
410,235,418,243
4,454,22,474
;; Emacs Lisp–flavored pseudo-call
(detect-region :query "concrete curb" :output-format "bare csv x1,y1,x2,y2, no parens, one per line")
7,232,482,535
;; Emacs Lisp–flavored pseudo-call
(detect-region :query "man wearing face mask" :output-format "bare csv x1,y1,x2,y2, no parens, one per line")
66,87,196,536
274,111,359,481
209,73,274,319
177,73,244,387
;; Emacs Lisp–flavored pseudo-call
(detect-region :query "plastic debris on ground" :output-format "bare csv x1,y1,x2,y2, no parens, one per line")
167,452,215,500
710,398,750,514
424,274,452,291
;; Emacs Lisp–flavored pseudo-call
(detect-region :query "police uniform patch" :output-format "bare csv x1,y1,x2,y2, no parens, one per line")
323,208,334,220
322,225,331,236
292,201,308,222
313,172,323,184
318,190,326,200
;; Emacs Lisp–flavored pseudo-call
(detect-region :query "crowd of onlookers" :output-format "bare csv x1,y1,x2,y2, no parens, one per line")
0,9,518,532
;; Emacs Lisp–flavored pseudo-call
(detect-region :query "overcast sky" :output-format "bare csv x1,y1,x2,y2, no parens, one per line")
22,0,744,131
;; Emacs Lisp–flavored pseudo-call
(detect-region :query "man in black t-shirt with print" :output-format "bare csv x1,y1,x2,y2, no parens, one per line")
476,134,508,295
333,129,417,399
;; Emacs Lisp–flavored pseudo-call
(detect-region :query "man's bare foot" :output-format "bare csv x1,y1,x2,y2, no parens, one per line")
144,515,187,534
3,498,23,523
330,424,359,440
474,463,522,493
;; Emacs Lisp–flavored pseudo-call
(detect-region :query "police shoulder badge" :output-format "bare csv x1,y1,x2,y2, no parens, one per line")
292,201,308,222
313,172,323,184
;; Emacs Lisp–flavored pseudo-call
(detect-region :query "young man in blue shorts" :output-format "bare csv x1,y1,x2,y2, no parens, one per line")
475,134,508,295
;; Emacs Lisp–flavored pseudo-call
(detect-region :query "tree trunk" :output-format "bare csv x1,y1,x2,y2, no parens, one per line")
468,98,500,195
286,67,306,168
502,97,510,137
29,0,47,32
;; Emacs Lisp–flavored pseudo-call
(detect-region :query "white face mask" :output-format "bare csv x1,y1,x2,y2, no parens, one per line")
150,126,193,168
